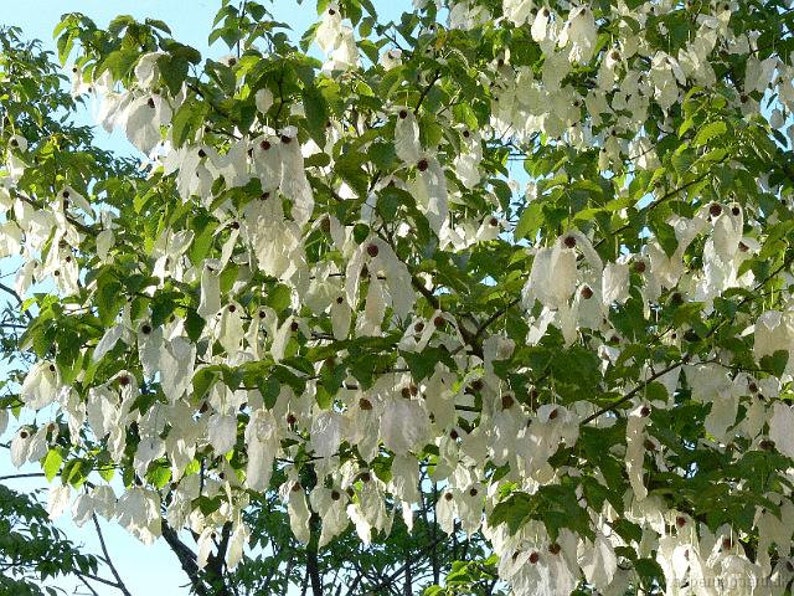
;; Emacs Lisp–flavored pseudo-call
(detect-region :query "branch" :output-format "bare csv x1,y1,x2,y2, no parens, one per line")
76,574,101,596
237,0,247,59
581,359,686,425
414,69,441,114
430,482,440,585
161,519,208,596
473,297,521,342
91,513,132,596
0,281,32,322
11,189,95,236
594,157,728,249
0,473,46,481
78,572,127,591
205,521,233,596
367,519,453,594
0,282,24,306
306,511,323,596
704,251,794,342
410,274,439,310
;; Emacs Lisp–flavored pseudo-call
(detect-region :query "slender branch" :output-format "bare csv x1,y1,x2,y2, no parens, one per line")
704,251,794,342
91,513,132,596
431,482,440,586
76,574,101,596
78,572,126,590
410,274,439,310
594,158,727,249
306,511,323,596
237,0,247,59
205,521,233,596
403,537,412,596
273,70,286,126
0,281,32,322
12,189,95,235
300,558,310,596
581,359,686,425
0,473,46,481
343,568,364,595
367,516,453,594
0,282,24,306
473,297,521,341
414,69,441,114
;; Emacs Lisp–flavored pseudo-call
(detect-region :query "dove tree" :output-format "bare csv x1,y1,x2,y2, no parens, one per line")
2,0,794,594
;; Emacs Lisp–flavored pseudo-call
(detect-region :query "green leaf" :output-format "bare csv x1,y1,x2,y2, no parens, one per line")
335,152,369,197
195,495,223,516
316,386,333,410
259,376,281,409
693,121,727,147
490,492,534,534
147,464,172,489
97,49,139,80
157,54,189,97
760,350,789,377
635,558,666,591
43,449,63,482
160,39,201,64
193,366,220,401
267,284,292,313
514,202,543,240
369,142,396,171
651,219,678,258
185,308,206,343
402,347,454,381
671,146,695,176
145,18,172,34
96,271,125,327
645,381,668,403
172,98,209,148
63,459,88,488
302,83,328,147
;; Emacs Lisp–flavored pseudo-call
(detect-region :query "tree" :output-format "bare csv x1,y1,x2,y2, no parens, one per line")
2,0,794,594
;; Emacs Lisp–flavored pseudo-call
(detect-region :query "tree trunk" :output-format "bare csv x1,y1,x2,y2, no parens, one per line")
161,519,233,596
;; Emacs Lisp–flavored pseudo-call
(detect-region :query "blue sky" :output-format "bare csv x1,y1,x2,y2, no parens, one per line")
2,0,318,56
0,1,410,594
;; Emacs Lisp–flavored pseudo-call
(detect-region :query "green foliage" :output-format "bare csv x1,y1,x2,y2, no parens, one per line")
0,485,98,594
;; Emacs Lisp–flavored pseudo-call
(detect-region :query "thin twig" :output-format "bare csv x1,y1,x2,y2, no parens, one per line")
473,297,521,341
161,520,206,596
415,69,441,114
12,189,95,235
0,472,46,481
581,359,686,425
91,513,133,596
79,572,126,590
594,158,727,249
76,574,101,596
0,281,32,322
